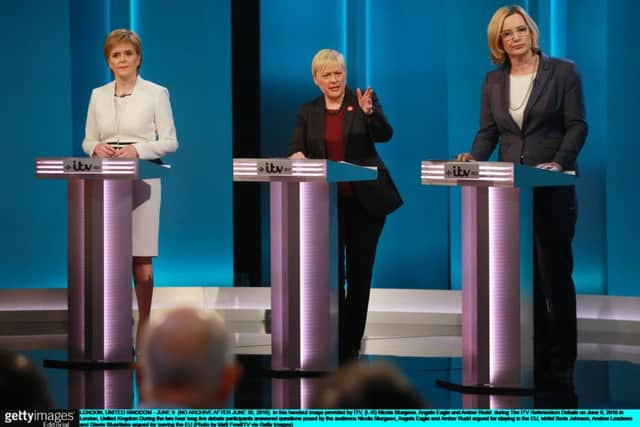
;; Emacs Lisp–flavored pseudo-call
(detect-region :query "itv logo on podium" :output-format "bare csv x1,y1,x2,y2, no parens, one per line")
63,158,103,173
258,160,293,176
445,163,479,178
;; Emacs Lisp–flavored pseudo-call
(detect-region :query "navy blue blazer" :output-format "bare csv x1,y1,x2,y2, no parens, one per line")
287,88,403,218
471,55,587,171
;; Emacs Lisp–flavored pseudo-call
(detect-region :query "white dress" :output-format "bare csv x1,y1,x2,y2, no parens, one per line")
82,76,178,256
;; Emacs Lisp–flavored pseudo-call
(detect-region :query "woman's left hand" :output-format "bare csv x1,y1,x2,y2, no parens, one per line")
536,161,562,172
114,145,139,159
357,87,374,115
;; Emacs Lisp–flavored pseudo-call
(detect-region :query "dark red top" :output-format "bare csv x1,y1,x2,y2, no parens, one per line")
324,109,352,197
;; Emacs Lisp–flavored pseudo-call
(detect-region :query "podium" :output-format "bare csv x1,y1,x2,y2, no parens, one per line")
234,158,377,372
35,157,169,407
421,161,574,407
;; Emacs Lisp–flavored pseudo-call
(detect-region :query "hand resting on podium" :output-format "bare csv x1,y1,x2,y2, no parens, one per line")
456,152,475,162
456,153,563,173
535,161,562,172
288,151,307,160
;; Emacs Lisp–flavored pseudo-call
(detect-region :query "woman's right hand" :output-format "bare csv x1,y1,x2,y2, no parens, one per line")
288,151,306,159
456,152,475,162
93,143,117,158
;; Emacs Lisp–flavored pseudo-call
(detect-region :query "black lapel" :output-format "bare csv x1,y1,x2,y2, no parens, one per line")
341,88,356,156
522,54,551,129
308,96,327,158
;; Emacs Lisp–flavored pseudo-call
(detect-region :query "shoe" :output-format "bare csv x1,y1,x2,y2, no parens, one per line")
534,388,578,409
537,365,575,393
338,349,360,365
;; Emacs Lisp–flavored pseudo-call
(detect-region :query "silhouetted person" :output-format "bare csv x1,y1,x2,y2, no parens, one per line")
136,307,241,408
312,362,425,409
0,350,53,409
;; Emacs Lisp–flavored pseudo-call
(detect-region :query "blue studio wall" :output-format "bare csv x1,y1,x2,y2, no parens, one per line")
0,0,233,289
606,0,640,297
261,0,451,290
446,0,509,292
1,1,71,288
561,0,607,294
2,0,638,297
133,0,233,285
260,0,638,297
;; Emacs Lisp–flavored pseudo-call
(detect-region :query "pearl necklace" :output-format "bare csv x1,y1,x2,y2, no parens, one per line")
509,56,538,111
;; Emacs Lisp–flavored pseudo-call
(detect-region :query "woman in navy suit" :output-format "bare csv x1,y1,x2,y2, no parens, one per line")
288,49,402,363
458,6,587,392
82,29,179,349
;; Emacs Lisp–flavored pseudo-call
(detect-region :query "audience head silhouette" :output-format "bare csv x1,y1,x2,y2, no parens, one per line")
313,362,425,409
137,307,241,408
0,350,53,409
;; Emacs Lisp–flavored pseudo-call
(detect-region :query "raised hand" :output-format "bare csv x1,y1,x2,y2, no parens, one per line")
356,87,374,115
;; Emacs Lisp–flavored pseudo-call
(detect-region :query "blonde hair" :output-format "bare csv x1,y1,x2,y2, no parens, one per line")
487,5,540,66
311,49,346,78
103,29,143,72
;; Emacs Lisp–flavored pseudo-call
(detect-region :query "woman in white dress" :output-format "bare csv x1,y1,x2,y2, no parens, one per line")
82,29,179,349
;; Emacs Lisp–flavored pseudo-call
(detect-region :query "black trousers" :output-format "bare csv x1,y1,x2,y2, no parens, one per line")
337,196,385,358
533,186,578,378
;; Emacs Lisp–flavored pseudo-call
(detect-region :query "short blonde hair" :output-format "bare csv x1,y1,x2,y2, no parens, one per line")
311,49,346,78
103,29,143,72
487,5,540,66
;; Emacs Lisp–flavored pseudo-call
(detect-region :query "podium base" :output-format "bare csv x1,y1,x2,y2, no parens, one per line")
268,369,330,379
43,359,133,371
435,379,534,396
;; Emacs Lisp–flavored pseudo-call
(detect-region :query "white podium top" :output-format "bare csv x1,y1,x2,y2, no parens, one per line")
233,158,377,183
421,161,575,188
35,158,170,180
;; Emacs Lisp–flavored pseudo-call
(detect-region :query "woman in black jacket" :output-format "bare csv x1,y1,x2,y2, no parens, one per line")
288,49,402,363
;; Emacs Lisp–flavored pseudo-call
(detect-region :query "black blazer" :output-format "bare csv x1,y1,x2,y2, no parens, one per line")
288,88,403,218
471,55,587,171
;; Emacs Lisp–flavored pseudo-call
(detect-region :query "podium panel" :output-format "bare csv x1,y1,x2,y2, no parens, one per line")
422,161,574,407
35,157,170,408
234,158,376,372
67,179,133,363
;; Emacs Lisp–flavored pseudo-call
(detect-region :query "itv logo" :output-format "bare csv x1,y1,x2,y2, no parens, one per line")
265,162,284,174
258,160,292,176
63,158,102,174
445,163,479,179
72,160,93,171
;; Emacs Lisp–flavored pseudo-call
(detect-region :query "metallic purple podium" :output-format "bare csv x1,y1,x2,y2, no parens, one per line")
234,158,377,373
422,161,575,408
35,157,169,408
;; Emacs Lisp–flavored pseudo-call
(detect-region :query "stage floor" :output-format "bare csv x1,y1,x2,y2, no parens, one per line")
1,287,639,409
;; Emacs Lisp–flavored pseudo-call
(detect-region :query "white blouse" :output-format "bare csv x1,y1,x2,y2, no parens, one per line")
509,72,536,129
